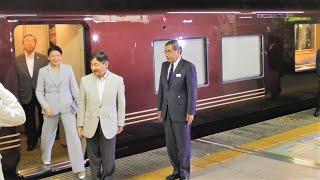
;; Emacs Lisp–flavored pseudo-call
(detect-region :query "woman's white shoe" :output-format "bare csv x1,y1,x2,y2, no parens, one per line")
77,171,86,179
43,161,50,166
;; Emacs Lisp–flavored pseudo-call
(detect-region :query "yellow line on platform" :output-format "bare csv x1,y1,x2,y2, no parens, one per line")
131,121,320,180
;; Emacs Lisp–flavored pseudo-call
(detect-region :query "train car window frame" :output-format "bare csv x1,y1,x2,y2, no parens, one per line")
152,37,209,93
294,23,317,72
9,19,91,174
221,34,264,83
11,20,92,75
295,24,315,51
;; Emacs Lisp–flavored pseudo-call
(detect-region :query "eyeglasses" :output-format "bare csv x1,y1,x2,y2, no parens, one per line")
164,49,176,54
91,62,107,67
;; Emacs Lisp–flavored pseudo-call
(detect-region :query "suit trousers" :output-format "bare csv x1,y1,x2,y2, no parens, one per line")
87,123,116,180
164,115,191,178
22,92,44,147
316,83,320,112
41,113,85,173
0,155,3,180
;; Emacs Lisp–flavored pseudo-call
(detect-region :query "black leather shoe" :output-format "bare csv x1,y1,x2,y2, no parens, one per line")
180,177,189,180
314,111,320,117
26,145,36,151
166,173,180,180
61,143,67,148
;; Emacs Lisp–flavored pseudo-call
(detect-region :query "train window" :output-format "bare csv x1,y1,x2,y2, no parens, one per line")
294,24,317,72
13,24,86,172
222,35,263,82
153,38,208,92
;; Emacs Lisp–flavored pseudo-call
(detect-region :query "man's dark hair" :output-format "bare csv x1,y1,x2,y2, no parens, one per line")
47,45,62,56
165,40,182,54
91,51,108,63
23,34,37,43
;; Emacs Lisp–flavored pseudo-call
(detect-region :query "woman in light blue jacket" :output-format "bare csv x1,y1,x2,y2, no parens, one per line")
36,45,85,179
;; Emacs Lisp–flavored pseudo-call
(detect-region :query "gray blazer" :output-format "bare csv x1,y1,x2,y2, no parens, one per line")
157,59,197,122
77,71,126,139
16,52,48,104
36,64,79,115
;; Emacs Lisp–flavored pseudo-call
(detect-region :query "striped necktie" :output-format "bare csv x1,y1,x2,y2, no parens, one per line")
168,63,174,83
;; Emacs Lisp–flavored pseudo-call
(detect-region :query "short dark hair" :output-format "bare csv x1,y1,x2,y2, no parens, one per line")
47,45,62,56
23,34,37,43
91,51,108,63
165,40,182,54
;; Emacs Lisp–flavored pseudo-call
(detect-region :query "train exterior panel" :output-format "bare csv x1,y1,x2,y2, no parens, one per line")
0,11,317,178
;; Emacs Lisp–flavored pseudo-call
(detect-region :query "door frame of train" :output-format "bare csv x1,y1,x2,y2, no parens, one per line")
8,17,92,75
6,16,91,176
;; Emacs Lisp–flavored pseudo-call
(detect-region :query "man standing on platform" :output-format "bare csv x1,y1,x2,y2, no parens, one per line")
314,49,320,116
77,51,126,180
157,40,197,180
16,34,48,151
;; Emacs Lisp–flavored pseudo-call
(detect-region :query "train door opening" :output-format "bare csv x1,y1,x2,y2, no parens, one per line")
13,24,86,173
294,23,320,72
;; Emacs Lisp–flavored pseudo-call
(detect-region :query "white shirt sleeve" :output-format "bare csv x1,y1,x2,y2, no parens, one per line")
0,83,26,127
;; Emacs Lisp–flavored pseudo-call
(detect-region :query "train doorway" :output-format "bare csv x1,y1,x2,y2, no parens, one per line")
13,24,86,174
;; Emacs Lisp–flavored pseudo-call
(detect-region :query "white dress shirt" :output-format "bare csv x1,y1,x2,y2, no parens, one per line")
96,70,108,102
25,52,35,78
167,56,182,80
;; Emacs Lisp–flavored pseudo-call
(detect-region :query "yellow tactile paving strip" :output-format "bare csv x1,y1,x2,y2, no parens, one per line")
131,121,320,180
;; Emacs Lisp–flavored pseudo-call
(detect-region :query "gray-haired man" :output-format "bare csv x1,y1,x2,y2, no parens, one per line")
157,40,197,180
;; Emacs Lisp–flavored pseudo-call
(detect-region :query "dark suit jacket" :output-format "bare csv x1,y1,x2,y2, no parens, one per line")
16,52,48,104
316,49,320,81
157,59,197,122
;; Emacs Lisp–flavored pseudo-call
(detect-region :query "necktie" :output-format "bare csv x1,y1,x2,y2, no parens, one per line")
168,63,174,83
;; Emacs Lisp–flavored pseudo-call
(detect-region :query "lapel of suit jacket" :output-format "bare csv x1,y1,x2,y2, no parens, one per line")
57,64,68,86
101,70,111,105
163,62,170,89
90,73,102,104
47,64,60,87
168,59,185,87
20,54,32,79
32,53,41,80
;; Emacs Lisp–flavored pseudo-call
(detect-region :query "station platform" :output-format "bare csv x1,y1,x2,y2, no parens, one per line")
41,108,320,179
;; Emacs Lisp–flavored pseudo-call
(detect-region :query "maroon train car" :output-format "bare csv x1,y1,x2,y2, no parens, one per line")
0,10,318,178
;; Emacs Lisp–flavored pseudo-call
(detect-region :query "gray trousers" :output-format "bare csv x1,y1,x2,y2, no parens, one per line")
87,123,116,180
41,113,85,173
164,116,191,178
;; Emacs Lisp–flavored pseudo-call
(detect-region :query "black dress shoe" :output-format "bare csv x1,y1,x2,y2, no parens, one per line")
180,177,189,180
166,173,180,180
61,143,67,148
26,145,36,151
314,111,320,117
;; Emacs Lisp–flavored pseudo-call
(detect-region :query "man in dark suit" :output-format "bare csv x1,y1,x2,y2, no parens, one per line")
266,34,283,99
16,34,48,151
157,40,197,180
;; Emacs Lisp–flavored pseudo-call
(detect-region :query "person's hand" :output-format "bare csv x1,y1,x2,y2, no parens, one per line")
77,127,84,138
117,126,124,134
44,106,53,116
186,114,194,126
157,111,163,122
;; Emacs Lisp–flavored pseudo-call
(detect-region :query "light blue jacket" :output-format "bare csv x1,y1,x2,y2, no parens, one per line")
36,64,78,115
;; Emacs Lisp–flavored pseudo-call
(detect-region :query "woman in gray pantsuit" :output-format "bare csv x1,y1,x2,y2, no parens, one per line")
36,45,85,179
